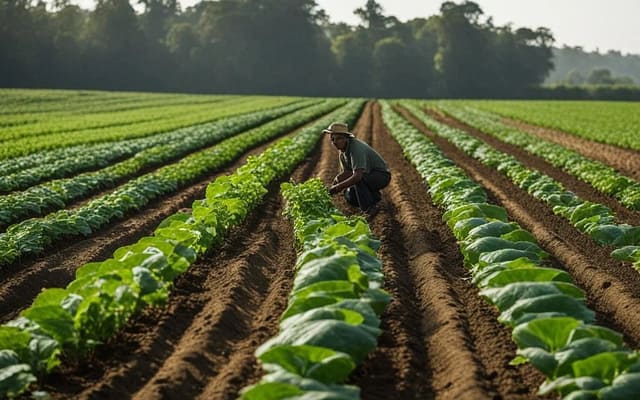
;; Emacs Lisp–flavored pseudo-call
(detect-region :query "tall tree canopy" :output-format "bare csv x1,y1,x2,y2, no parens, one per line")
0,0,556,97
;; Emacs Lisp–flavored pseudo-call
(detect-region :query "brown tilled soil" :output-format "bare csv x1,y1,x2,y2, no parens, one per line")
14,101,640,399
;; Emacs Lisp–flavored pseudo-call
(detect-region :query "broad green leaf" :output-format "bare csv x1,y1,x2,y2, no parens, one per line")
293,255,364,293
563,390,598,400
257,320,379,364
539,375,605,396
500,229,537,243
555,338,621,378
481,282,583,310
499,294,594,326
599,373,640,400
259,345,355,383
513,317,581,351
443,203,508,228
28,334,61,374
572,352,639,382
569,325,624,347
587,225,625,245
0,351,19,369
240,382,304,400
481,267,573,288
465,221,518,240
451,217,489,240
0,364,36,399
280,308,365,332
132,266,162,296
21,306,75,345
478,248,544,266
31,289,68,309
611,246,640,262
470,257,541,285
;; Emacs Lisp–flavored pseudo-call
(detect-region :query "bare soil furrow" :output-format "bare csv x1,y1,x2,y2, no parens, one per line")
502,116,640,181
401,109,640,346
425,107,640,225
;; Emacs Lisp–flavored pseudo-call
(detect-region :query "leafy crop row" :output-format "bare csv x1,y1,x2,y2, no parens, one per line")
382,100,640,399
0,99,347,266
0,97,297,185
432,102,640,210
0,100,365,398
0,89,202,116
0,93,230,130
0,99,325,228
400,102,640,271
240,178,389,399
0,96,299,161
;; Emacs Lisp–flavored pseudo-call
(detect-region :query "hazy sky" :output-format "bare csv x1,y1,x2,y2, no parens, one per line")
314,0,640,55
70,0,640,55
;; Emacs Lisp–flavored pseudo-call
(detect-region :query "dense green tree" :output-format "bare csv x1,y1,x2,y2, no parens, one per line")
84,0,164,89
0,0,558,97
432,1,494,97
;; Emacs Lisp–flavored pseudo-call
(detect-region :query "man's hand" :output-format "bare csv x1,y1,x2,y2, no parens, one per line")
329,185,340,195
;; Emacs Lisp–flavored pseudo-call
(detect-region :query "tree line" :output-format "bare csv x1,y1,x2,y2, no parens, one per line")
546,46,640,86
0,0,556,98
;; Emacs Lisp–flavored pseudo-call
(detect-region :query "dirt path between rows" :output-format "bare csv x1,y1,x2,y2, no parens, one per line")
502,117,640,181
401,107,640,347
424,107,640,227
38,101,561,399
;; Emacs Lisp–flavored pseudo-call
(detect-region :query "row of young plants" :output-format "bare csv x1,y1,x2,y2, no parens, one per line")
0,100,365,399
240,178,389,400
0,99,328,228
0,99,346,266
0,96,296,161
400,102,640,271
381,100,640,399
431,101,640,210
0,96,293,182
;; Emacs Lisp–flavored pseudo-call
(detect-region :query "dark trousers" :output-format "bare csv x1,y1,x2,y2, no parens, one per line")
344,170,391,211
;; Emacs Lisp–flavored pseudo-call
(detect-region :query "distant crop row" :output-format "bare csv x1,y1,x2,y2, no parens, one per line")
449,100,640,150
431,102,640,210
400,102,640,270
0,96,301,160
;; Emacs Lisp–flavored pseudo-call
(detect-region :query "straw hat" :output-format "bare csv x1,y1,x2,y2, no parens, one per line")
323,122,354,137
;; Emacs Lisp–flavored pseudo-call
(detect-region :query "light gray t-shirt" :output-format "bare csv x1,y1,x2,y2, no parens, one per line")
339,138,389,174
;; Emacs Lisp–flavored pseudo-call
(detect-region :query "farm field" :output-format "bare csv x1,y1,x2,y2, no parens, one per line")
2,90,640,399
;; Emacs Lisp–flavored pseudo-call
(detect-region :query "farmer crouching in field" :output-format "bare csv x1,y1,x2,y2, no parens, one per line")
325,122,391,216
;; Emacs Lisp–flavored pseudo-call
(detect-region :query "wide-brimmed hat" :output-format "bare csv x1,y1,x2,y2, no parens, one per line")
323,122,354,137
